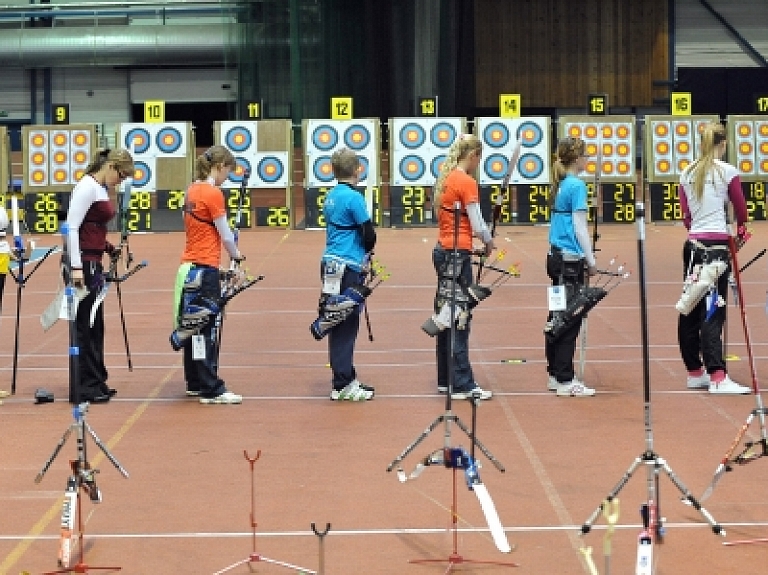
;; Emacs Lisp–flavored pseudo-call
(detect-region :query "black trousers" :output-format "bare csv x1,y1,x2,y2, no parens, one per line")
71,261,109,403
678,240,730,374
544,252,586,383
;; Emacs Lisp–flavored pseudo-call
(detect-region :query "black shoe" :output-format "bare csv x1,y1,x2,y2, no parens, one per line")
106,388,117,397
89,394,111,404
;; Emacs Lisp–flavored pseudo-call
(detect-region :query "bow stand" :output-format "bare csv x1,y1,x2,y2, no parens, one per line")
389,201,517,571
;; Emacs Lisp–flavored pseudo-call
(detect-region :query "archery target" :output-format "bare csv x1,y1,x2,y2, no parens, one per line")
256,155,285,184
560,116,635,182
398,155,427,182
217,121,290,188
482,122,510,148
50,131,71,184
156,127,183,154
312,125,339,151
28,130,48,187
132,161,152,188
400,123,427,149
475,117,550,185
305,119,379,187
344,124,371,151
124,127,151,154
390,117,463,186
484,153,509,180
727,116,768,181
644,115,719,182
70,129,91,181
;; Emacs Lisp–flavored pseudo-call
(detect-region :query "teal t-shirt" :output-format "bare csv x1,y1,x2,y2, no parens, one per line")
322,182,370,271
548,174,588,257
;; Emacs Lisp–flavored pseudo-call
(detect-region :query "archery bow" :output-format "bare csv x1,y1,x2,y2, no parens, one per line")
476,138,521,282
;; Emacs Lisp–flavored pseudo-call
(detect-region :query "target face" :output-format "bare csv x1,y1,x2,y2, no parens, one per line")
645,115,719,182
484,153,509,180
256,156,285,184
227,158,253,184
399,123,426,149
560,116,635,182
132,161,152,188
476,117,551,185
24,125,96,190
156,127,183,154
399,155,426,182
430,122,457,148
431,155,446,180
125,128,151,154
727,116,768,180
225,127,253,152
305,119,379,187
483,122,510,148
344,125,371,151
312,126,339,151
390,117,463,186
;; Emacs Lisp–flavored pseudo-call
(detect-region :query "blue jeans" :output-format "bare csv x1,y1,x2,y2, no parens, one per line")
321,262,363,390
432,246,475,392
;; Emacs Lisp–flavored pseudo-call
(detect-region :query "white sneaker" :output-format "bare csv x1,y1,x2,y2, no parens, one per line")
556,380,596,397
451,385,493,400
199,391,243,404
709,376,751,395
547,375,559,392
686,372,710,389
330,379,374,401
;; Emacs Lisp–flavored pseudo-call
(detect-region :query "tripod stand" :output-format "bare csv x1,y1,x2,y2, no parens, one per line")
213,450,315,574
580,202,723,573
35,402,129,573
7,194,56,394
387,202,517,572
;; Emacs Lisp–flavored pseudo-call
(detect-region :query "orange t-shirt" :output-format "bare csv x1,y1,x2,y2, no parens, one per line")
181,181,227,267
437,169,478,251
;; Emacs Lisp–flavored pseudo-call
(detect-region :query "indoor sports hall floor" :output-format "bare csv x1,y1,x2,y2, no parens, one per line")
2,221,768,574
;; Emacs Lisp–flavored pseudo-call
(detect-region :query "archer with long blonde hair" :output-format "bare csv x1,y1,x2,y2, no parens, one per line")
677,122,750,395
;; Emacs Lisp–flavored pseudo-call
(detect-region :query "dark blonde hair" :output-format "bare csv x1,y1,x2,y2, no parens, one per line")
683,122,727,201
550,137,586,202
85,148,134,177
331,147,360,180
196,145,236,181
433,134,482,207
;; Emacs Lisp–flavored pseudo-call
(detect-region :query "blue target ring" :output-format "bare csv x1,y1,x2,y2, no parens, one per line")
431,154,447,180
483,122,510,148
125,128,150,155
518,122,543,147
399,123,426,149
156,127,183,154
484,153,509,180
313,156,334,183
228,157,252,184
257,155,284,184
312,125,338,151
225,127,253,152
399,155,426,182
430,122,457,148
132,161,151,187
357,156,370,181
344,125,371,151
518,153,544,179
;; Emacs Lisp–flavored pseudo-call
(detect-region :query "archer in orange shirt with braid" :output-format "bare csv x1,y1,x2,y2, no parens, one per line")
171,145,245,405
430,134,495,400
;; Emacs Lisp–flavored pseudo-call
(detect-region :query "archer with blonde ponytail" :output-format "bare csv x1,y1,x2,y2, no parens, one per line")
677,122,750,395
430,133,494,401
544,136,597,397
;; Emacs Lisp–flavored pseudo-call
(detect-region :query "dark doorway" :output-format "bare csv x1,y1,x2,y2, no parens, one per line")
130,101,234,147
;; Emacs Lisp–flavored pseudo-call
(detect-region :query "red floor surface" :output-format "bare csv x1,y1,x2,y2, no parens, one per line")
2,222,768,574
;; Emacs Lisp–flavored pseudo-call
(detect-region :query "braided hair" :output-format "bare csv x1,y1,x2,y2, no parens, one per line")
433,134,482,208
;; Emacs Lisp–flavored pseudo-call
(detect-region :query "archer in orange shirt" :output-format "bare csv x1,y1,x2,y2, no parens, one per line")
171,145,245,405
431,134,494,401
